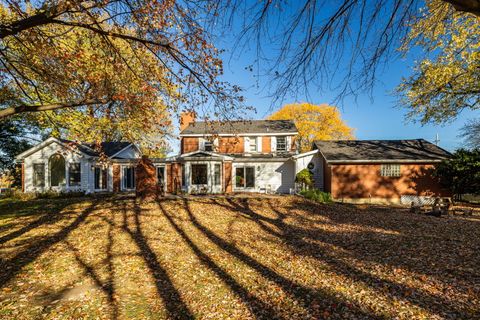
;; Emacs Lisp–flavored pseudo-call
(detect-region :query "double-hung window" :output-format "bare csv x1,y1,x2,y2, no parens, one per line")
276,136,287,152
68,163,81,186
380,164,401,177
204,141,213,152
249,137,258,152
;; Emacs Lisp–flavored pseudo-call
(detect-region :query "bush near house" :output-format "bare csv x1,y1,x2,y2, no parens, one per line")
296,168,314,189
300,188,332,203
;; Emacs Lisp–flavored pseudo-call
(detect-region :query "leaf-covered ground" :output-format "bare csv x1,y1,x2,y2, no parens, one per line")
0,195,479,319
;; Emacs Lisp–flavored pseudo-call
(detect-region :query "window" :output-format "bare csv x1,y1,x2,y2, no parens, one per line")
95,167,108,190
249,137,258,152
204,140,213,152
123,166,135,189
33,164,45,187
191,164,207,185
380,164,401,177
49,154,66,187
157,166,165,186
235,167,255,188
68,163,81,186
214,164,221,185
276,136,287,152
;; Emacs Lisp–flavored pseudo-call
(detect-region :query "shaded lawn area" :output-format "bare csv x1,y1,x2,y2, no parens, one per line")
0,196,479,319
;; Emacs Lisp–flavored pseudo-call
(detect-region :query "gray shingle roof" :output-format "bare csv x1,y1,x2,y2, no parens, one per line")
180,120,297,135
314,139,451,162
59,139,132,157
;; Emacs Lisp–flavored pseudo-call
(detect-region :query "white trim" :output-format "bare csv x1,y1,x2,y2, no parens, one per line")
178,150,234,161
16,137,88,160
179,132,297,137
291,149,319,159
109,143,137,159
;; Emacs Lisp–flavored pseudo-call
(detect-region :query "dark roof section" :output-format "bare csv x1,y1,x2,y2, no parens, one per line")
313,139,451,162
180,120,298,135
59,139,132,157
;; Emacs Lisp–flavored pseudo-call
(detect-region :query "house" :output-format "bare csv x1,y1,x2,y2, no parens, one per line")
16,113,300,195
16,112,451,203
16,138,141,193
310,139,452,203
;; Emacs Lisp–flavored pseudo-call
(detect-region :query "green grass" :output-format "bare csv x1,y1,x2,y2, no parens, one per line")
0,195,479,319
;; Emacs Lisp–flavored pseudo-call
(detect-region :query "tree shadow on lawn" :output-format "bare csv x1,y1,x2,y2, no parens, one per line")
0,199,80,245
176,197,385,319
0,199,98,289
211,197,479,319
121,200,193,319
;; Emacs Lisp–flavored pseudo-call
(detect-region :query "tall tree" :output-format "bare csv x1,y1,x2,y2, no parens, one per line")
460,118,480,149
208,0,479,102
0,116,37,172
267,103,354,152
0,0,244,121
398,0,479,124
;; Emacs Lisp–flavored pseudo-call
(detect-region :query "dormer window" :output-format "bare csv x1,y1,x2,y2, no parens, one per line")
276,136,287,152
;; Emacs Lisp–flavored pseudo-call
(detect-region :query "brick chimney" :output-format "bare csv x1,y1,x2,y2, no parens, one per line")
180,111,196,132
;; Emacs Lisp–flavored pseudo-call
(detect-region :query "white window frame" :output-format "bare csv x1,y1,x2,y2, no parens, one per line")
204,140,214,152
32,163,45,188
68,162,82,187
248,137,258,152
155,165,167,187
234,166,256,189
94,166,108,191
121,165,136,190
380,164,401,177
276,136,287,152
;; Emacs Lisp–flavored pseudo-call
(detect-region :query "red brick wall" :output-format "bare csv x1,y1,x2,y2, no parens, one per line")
181,137,199,154
224,161,232,193
218,137,243,153
329,163,449,199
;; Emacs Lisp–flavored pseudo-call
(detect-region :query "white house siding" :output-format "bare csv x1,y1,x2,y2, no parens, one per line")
23,141,95,193
294,151,324,190
232,160,295,194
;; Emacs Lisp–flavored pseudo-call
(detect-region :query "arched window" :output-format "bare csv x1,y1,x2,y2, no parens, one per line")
49,154,66,187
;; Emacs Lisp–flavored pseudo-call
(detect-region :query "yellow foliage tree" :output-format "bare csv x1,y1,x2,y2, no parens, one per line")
267,103,355,152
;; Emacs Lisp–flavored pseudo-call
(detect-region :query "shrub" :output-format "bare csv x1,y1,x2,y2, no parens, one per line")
296,169,314,189
299,189,332,203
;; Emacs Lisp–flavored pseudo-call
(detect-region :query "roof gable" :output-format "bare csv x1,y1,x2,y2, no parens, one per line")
314,139,451,163
180,119,297,135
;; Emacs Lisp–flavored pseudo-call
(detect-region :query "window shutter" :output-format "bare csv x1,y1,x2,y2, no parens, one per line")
199,138,205,151
271,136,276,152
286,136,291,151
257,137,262,153
244,137,250,153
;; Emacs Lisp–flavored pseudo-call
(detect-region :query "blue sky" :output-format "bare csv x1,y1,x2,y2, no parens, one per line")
196,2,477,152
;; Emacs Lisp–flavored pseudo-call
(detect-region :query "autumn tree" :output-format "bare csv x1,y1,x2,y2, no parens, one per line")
398,0,479,124
0,0,245,153
267,103,354,152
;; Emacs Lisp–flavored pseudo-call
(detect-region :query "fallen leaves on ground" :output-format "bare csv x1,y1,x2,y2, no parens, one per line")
0,196,479,319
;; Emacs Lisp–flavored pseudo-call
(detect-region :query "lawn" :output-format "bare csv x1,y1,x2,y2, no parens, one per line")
0,195,479,319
